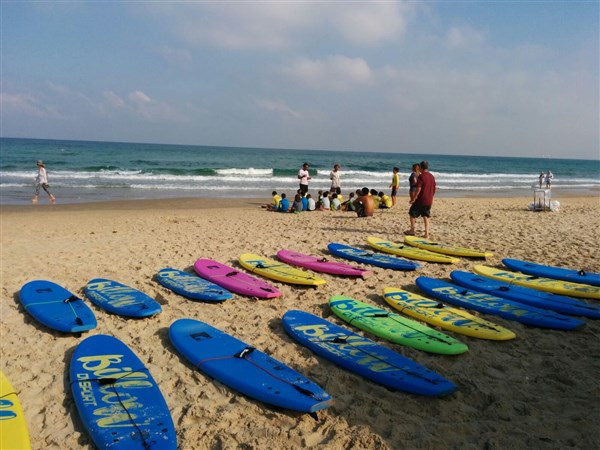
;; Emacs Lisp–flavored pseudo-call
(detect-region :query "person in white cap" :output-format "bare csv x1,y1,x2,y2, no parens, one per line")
32,160,55,204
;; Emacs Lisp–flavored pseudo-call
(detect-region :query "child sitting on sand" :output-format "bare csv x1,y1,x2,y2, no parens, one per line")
291,194,303,213
277,193,290,212
263,191,281,211
379,192,392,209
341,192,355,211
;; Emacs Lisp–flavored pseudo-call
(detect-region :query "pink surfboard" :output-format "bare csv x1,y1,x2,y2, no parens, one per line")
194,259,283,299
276,250,373,278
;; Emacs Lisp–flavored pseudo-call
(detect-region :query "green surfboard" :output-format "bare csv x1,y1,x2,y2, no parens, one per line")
328,296,468,355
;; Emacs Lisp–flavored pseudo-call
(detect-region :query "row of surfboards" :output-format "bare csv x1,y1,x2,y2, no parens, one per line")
7,237,600,449
7,263,600,450
16,240,600,335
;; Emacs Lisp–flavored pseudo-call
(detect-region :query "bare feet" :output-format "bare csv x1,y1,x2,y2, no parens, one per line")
404,229,415,236
50,195,56,204
32,196,39,204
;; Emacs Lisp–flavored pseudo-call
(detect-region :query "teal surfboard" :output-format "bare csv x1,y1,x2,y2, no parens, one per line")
85,278,162,317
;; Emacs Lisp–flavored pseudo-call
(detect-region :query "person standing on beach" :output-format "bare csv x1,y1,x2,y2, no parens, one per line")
538,171,545,189
409,163,421,202
32,160,55,204
329,164,341,193
407,161,436,238
389,167,400,206
298,162,311,195
545,170,553,189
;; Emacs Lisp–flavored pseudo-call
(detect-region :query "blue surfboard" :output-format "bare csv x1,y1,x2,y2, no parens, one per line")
282,310,456,397
327,243,420,271
502,258,600,287
450,271,600,319
85,279,162,318
70,335,177,450
19,280,96,333
169,318,332,413
156,268,232,301
415,276,585,331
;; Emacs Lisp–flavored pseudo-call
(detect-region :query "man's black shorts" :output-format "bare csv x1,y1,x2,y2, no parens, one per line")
409,204,431,218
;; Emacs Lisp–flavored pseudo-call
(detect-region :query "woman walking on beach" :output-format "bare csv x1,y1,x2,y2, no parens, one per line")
32,160,55,204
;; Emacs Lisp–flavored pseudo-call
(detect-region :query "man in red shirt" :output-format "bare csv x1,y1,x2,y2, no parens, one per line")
407,161,436,238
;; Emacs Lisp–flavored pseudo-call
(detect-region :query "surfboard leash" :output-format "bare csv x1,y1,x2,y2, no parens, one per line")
71,370,153,449
23,296,85,326
323,335,444,384
195,348,327,401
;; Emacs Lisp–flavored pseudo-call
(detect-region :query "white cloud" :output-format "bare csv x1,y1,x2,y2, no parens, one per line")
335,2,409,45
1,92,63,118
256,99,301,118
129,91,152,104
446,26,485,49
145,2,412,51
283,55,373,91
103,91,127,109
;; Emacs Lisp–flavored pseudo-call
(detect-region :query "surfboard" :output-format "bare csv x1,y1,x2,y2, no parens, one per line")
156,268,233,301
70,334,177,450
169,318,332,412
450,271,600,319
19,280,97,333
473,265,600,300
239,253,326,286
282,310,456,397
84,278,162,317
327,243,420,271
0,371,31,450
415,276,585,331
194,259,282,299
502,258,600,287
382,287,516,340
366,236,459,264
404,236,493,258
329,296,468,355
276,249,373,278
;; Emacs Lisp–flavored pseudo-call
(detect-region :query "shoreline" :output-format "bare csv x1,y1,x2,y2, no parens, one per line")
1,188,597,212
2,195,599,449
1,186,598,207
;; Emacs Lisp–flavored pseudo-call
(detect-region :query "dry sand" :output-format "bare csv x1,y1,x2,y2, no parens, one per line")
1,195,599,449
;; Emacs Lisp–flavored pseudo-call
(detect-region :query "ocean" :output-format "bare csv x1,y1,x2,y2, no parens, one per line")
1,137,598,205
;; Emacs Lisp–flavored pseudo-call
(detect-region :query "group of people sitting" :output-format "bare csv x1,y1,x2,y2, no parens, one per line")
263,187,392,217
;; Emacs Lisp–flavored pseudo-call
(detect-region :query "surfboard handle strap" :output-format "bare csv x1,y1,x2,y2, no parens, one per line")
325,336,442,383
71,370,153,450
578,270,587,276
24,296,84,325
197,347,326,401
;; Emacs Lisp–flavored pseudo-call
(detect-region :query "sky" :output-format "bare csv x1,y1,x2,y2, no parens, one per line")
1,1,598,159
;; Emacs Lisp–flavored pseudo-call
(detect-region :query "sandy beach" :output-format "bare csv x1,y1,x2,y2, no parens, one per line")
1,194,599,449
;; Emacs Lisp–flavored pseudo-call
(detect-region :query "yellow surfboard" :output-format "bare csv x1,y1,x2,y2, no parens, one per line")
366,236,459,264
473,265,600,300
404,235,493,258
0,371,31,450
239,253,326,286
382,287,516,340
